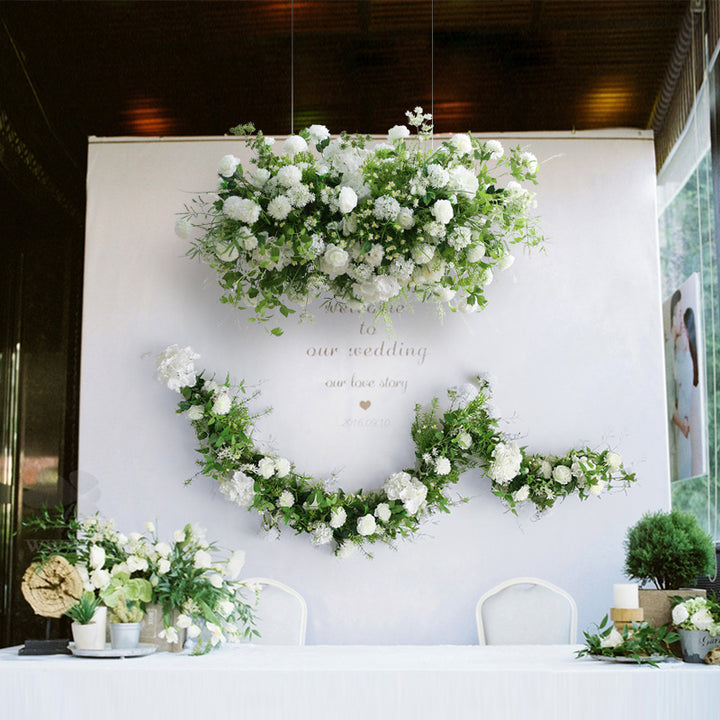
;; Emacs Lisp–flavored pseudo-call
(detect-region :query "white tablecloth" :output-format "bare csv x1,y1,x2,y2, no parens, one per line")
1,644,718,720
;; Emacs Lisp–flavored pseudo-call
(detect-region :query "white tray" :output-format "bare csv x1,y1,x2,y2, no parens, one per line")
69,643,157,659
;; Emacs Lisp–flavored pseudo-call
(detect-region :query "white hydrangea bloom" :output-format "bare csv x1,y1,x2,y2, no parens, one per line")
155,345,199,392
487,441,522,485
217,154,240,178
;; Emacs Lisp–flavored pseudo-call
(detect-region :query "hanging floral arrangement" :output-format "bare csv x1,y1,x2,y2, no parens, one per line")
175,108,545,334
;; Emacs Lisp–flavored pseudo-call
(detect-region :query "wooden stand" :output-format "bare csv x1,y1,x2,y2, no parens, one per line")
610,607,644,632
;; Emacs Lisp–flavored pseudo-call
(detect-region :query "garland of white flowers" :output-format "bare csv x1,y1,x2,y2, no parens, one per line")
156,345,636,557
175,108,544,335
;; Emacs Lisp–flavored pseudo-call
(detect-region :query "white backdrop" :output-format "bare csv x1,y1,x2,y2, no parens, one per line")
80,129,669,644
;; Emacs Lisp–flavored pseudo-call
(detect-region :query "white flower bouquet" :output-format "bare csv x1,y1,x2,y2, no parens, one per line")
177,108,544,333
672,596,720,636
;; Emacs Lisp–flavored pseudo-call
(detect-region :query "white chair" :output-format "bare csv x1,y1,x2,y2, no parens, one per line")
476,577,577,645
243,577,307,645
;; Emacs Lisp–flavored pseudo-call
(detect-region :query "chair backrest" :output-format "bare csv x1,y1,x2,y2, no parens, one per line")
476,576,577,645
243,577,307,645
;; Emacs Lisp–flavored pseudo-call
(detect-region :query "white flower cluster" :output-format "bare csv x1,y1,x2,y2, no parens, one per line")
672,597,720,636
180,110,544,330
383,471,428,515
487,441,523,485
155,345,199,392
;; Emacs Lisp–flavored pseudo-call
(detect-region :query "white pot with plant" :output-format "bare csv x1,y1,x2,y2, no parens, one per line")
672,595,720,663
65,592,104,650
100,572,152,649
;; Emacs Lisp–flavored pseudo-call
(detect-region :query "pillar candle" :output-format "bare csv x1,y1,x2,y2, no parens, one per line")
613,583,639,609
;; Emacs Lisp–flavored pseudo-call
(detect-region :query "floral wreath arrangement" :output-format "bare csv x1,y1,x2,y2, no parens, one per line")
576,615,679,666
175,108,544,334
24,508,257,654
156,344,636,557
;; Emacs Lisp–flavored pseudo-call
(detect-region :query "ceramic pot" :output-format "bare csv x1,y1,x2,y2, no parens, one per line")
140,603,186,652
638,588,706,627
110,622,142,649
88,605,107,650
678,629,720,663
72,622,100,650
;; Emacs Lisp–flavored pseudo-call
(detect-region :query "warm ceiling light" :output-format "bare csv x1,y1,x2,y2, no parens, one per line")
122,98,177,136
577,78,639,127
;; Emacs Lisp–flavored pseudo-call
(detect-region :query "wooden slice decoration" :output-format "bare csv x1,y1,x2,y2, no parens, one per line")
21,555,83,618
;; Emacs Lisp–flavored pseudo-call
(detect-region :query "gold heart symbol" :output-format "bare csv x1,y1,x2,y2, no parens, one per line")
359,400,371,411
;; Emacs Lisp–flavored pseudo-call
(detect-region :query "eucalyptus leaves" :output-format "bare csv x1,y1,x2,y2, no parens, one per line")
157,345,636,556
175,108,544,334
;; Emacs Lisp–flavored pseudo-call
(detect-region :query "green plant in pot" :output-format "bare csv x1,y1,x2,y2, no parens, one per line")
100,572,152,649
65,592,103,651
624,509,716,627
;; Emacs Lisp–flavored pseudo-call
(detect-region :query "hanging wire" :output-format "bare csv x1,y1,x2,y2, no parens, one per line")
290,0,295,135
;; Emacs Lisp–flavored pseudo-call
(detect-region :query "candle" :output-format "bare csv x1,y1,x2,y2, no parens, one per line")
613,583,639,609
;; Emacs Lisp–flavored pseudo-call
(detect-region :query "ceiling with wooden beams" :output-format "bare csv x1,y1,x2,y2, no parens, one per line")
0,0,693,223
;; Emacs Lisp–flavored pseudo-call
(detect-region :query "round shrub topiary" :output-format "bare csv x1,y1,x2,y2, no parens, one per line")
624,509,716,590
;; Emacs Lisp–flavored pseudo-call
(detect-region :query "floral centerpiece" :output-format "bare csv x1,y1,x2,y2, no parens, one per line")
23,509,256,654
576,615,679,666
156,344,636,556
176,108,545,334
672,595,720,635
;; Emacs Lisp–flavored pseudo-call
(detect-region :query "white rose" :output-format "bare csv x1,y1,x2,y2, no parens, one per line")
187,625,201,639
186,404,204,421
374,503,392,522
208,573,224,589
321,244,350,275
538,460,553,479
496,253,515,271
217,600,234,618
691,609,714,631
672,604,690,626
217,154,240,177
157,558,171,575
250,168,271,188
308,124,330,143
258,457,275,479
552,465,573,485
447,166,479,196
193,549,212,569
456,432,472,450
357,514,377,536
338,186,358,214
450,133,473,155
600,627,624,649
512,485,530,503
274,457,291,478
174,217,192,239
435,286,456,303
336,541,357,559
173,529,186,543
467,244,486,263
329,507,347,529
396,207,415,229
176,613,192,629
282,135,308,157
276,165,302,187
588,480,606,496
155,542,171,558
278,490,294,508
90,568,111,590
606,452,622,472
432,199,453,225
89,545,106,570
225,550,246,580
126,555,148,573
388,124,410,141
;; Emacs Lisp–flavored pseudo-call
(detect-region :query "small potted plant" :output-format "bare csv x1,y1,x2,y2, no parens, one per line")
623,509,716,626
100,572,152,649
65,592,103,650
671,595,720,663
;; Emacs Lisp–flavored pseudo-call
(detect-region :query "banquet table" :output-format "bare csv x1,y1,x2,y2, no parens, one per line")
1,643,718,720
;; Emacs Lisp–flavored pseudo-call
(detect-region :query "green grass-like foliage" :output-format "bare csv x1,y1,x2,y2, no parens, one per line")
65,592,101,625
624,509,716,590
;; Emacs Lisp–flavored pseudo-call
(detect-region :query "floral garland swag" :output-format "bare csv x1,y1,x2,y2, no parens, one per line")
175,108,545,335
157,345,636,557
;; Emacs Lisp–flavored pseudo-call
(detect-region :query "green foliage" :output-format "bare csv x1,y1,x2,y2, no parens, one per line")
100,571,152,622
65,592,101,625
624,509,717,589
576,615,679,666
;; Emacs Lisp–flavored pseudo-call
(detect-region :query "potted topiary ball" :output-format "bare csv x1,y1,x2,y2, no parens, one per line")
624,509,716,627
